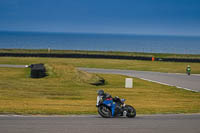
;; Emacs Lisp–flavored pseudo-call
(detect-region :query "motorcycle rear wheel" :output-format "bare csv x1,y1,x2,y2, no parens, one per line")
125,105,136,118
98,105,112,118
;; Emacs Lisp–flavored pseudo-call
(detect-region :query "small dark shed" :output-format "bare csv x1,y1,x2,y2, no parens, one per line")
30,64,46,78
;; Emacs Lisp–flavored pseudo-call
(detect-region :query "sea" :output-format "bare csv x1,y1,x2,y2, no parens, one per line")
0,31,200,54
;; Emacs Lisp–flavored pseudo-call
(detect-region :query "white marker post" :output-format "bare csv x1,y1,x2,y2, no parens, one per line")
125,78,133,88
48,48,51,53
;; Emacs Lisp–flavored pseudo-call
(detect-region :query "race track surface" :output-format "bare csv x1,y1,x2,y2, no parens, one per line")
79,68,200,92
0,114,200,133
0,64,27,68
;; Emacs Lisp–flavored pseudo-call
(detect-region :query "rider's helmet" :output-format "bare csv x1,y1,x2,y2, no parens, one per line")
97,89,104,96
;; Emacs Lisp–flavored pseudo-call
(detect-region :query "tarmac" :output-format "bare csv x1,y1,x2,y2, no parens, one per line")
0,114,200,133
79,67,200,92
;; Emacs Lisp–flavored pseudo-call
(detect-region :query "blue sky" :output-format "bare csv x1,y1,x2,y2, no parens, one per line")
0,0,200,36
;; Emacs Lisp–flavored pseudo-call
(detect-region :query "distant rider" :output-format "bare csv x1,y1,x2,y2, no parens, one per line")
186,65,191,75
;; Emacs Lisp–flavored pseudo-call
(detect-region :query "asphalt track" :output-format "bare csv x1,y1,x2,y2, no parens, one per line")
0,114,200,133
0,64,28,68
78,68,200,92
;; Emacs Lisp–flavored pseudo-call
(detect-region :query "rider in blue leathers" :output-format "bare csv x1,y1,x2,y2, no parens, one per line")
96,90,123,112
96,90,112,107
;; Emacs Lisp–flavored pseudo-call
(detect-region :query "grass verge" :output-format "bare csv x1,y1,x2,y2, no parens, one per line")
0,58,200,115
0,57,200,73
1,48,200,59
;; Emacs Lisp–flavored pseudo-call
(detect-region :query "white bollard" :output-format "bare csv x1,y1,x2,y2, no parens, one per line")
125,78,133,88
48,48,51,53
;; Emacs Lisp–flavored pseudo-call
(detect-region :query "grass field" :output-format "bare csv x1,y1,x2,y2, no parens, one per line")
0,57,200,74
1,48,200,59
0,57,200,115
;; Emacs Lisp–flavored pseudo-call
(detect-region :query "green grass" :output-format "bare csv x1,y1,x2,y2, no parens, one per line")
0,57,200,115
1,57,200,74
1,48,200,59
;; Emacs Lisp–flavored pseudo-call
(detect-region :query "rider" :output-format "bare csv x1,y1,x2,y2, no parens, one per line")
186,65,191,75
96,90,122,107
96,90,112,107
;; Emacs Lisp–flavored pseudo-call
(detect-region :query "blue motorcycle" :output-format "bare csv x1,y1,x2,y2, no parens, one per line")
97,96,136,118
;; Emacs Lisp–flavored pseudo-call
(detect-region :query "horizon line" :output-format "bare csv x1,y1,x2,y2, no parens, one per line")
0,30,200,37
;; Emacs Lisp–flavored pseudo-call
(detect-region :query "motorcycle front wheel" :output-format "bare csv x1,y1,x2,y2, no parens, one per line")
98,105,112,118
125,105,136,118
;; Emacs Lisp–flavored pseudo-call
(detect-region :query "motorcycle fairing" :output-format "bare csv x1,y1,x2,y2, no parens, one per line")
103,99,116,117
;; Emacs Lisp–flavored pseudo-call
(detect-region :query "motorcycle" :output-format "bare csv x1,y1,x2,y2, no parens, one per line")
187,71,191,76
186,65,191,76
96,96,136,118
